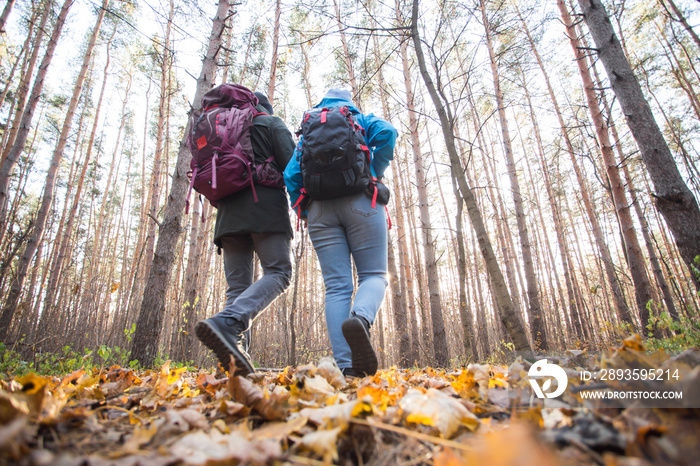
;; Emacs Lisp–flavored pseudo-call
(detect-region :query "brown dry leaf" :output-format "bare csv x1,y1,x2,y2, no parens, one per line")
113,423,159,457
399,388,480,438
317,356,347,389
228,375,263,405
451,368,484,402
255,414,309,440
0,390,29,424
616,334,645,351
466,364,490,401
196,371,227,397
15,374,51,415
255,384,290,421
53,369,87,394
218,399,248,417
140,362,186,409
298,374,337,402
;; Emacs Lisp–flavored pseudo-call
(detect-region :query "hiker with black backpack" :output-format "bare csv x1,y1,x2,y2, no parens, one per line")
284,89,398,377
189,85,295,376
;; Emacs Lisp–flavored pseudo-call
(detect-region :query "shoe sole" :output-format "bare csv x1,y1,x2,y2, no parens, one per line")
342,318,378,376
195,320,255,376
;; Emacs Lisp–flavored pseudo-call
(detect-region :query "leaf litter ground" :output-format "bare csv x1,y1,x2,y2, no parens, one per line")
1,335,699,465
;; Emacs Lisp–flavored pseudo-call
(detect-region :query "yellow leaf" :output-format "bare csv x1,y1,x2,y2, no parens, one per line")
350,399,374,418
406,412,436,426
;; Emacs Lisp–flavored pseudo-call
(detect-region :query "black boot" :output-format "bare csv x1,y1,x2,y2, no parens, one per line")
195,315,255,376
341,316,378,376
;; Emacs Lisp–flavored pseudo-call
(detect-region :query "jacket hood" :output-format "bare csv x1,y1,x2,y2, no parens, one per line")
254,92,274,115
315,89,359,113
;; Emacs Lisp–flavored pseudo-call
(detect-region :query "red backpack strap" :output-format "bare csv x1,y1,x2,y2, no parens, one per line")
292,188,308,231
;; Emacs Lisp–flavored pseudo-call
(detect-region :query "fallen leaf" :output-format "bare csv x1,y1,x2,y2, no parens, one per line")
298,426,343,462
399,388,480,438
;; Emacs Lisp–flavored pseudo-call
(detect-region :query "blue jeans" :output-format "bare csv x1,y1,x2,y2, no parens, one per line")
307,193,388,369
218,233,292,329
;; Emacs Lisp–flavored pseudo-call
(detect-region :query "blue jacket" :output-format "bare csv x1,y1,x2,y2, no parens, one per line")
284,89,398,212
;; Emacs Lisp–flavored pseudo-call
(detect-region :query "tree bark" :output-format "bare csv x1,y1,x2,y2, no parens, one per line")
371,29,410,366
578,0,700,290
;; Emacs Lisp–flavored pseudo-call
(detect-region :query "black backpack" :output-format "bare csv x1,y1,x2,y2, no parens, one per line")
296,105,373,201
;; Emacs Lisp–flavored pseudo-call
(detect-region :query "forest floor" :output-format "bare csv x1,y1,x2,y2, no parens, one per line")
1,335,699,465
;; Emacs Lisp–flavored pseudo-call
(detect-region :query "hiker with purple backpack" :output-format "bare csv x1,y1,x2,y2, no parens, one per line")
284,89,397,377
188,84,294,376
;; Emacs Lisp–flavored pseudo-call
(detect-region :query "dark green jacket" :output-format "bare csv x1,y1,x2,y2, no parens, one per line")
213,105,295,246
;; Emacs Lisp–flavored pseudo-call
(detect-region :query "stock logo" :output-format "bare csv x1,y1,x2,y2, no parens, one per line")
528,359,568,399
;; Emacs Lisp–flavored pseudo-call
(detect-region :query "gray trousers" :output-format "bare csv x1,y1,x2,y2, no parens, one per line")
218,233,292,328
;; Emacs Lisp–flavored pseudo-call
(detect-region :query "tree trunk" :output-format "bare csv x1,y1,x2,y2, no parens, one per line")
399,1,449,367
142,0,175,282
267,0,281,101
371,29,410,366
333,0,360,107
0,0,16,33
0,0,76,342
38,16,114,343
659,0,700,51
522,1,631,332
130,0,231,367
561,0,657,334
0,0,52,230
480,0,545,350
578,0,700,290
410,0,531,353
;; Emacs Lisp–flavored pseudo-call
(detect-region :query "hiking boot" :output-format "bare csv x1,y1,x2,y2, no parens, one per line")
195,315,255,376
341,316,378,376
342,367,360,377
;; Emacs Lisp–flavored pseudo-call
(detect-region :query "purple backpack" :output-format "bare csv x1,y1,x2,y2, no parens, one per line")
186,84,284,210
